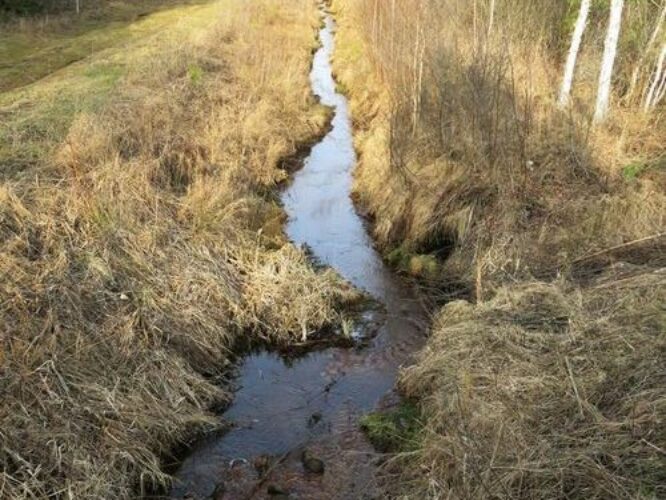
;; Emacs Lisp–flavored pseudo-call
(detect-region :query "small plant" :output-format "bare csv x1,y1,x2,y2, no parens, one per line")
622,161,645,180
187,63,204,84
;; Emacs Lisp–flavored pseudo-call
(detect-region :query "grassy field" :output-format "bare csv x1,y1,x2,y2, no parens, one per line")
0,0,216,92
332,0,665,498
0,0,358,497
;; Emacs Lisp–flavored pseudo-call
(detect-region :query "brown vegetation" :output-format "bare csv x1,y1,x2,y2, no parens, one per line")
332,0,665,497
0,1,356,498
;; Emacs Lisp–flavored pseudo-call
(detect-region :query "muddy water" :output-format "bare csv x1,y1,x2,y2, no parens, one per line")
169,13,425,500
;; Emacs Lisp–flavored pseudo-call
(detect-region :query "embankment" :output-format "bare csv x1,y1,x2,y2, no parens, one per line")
331,0,666,497
0,1,356,497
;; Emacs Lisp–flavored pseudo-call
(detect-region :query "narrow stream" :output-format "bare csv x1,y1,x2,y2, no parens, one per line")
170,13,425,500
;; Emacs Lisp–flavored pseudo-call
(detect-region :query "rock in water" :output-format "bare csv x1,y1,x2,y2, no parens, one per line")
267,484,289,496
301,449,325,474
253,454,272,475
211,482,226,500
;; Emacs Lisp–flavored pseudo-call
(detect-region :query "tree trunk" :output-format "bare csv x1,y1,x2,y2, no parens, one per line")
655,70,666,106
558,0,591,107
75,0,80,14
487,0,496,38
645,43,666,110
594,0,624,123
627,1,666,101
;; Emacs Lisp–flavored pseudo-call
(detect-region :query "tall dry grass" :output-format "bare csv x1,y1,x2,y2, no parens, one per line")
334,0,665,288
332,0,665,498
0,1,357,498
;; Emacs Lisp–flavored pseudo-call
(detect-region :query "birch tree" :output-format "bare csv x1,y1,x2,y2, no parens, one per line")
594,0,624,123
645,43,666,109
627,1,666,100
656,52,666,105
558,0,592,107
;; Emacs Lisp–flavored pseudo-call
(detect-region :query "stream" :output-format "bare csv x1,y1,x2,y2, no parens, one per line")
169,12,425,500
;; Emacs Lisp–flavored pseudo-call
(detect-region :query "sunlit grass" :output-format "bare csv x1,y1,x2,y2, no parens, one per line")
0,1,357,498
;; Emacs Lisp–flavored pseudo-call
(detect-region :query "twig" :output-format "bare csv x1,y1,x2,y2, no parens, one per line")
565,356,585,418
570,233,665,264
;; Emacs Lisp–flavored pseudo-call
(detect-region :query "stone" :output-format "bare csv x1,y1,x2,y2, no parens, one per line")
253,454,272,475
267,484,289,497
307,412,322,427
301,449,325,474
211,482,226,500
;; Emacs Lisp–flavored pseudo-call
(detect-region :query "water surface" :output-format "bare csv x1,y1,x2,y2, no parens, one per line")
170,14,424,499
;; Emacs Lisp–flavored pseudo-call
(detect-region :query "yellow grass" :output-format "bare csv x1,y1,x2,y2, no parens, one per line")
0,0,212,92
0,0,358,497
401,272,666,498
332,0,665,497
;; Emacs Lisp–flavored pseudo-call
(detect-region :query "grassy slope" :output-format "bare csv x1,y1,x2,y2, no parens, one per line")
0,1,357,498
0,0,212,92
332,0,665,498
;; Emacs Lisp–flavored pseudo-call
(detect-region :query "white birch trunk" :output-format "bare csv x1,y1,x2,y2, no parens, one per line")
75,0,80,14
594,0,624,123
487,0,496,38
558,0,592,107
645,43,666,109
627,2,666,100
655,52,666,105
655,72,666,106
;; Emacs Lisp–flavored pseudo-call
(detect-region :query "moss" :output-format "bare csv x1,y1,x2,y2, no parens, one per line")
408,254,441,279
335,81,349,95
360,402,422,453
386,246,442,279
386,245,411,268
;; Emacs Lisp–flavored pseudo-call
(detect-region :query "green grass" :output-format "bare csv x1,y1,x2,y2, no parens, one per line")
187,63,204,84
622,156,666,182
0,0,222,179
360,402,422,453
0,0,211,92
622,162,646,181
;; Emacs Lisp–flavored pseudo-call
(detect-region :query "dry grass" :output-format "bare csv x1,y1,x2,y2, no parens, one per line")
400,268,665,499
333,0,666,286
0,0,214,92
0,1,358,498
332,0,665,498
